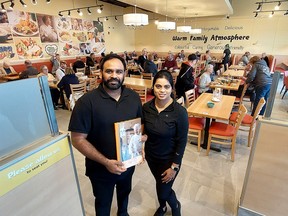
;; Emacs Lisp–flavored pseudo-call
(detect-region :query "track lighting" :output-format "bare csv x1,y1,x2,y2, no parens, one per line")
284,10,288,15
256,3,262,11
1,3,5,12
46,0,50,3
9,1,14,9
77,8,83,16
105,17,108,21
97,7,103,13
269,11,274,17
275,1,281,10
115,16,118,22
87,7,91,15
254,12,258,17
97,17,100,22
31,0,37,5
68,10,70,17
253,1,288,17
58,12,63,17
20,0,27,7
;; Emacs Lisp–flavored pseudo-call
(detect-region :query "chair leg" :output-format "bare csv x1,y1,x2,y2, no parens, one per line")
248,126,254,147
206,134,212,156
231,137,236,162
280,84,285,94
197,130,201,152
282,89,288,99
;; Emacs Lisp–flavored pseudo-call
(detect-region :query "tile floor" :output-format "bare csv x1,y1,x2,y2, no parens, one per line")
55,79,288,216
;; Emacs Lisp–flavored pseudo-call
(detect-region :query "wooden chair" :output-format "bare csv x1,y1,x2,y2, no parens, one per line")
126,84,147,104
88,78,98,91
184,89,205,151
234,83,248,109
69,81,87,110
76,68,86,73
176,96,185,107
142,72,153,80
184,89,196,108
281,71,288,99
206,104,247,161
130,74,142,79
229,97,265,147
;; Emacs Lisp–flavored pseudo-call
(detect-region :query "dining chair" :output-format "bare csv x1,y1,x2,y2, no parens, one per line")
130,74,142,79
206,104,247,161
234,83,248,109
229,97,266,147
126,84,147,104
88,78,98,91
184,89,205,151
281,71,288,99
142,73,153,80
176,96,185,107
184,89,196,108
69,81,87,110
76,68,86,73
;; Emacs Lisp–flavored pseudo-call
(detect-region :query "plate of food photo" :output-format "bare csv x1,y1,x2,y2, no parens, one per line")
12,18,39,36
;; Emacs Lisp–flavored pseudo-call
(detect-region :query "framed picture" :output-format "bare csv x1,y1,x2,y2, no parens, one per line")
114,118,143,168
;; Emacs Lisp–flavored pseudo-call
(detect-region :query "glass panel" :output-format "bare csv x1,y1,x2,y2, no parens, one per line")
0,78,51,158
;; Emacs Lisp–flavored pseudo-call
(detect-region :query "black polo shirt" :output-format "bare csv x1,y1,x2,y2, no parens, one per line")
68,84,142,177
143,99,188,164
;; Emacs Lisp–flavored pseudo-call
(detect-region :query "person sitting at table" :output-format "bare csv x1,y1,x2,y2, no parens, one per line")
239,51,250,66
19,60,38,79
38,65,60,110
124,51,132,61
57,67,79,101
204,50,212,64
151,51,158,61
0,60,17,77
86,53,98,68
175,54,198,99
198,64,214,94
178,50,185,61
163,53,178,71
72,56,85,73
144,53,158,77
55,61,67,81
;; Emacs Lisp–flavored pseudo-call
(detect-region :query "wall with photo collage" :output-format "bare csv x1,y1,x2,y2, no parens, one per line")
0,10,105,61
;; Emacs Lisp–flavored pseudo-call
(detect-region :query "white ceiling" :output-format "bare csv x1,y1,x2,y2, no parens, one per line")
117,0,233,18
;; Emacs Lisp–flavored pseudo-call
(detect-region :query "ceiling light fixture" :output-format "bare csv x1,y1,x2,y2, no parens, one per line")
77,8,83,16
9,1,14,9
105,16,108,21
67,10,71,17
177,7,191,33
58,12,63,17
20,0,27,7
115,16,118,22
189,13,202,35
269,10,275,17
46,0,50,3
284,10,288,15
87,7,92,15
254,12,258,17
256,3,262,11
97,7,103,13
275,1,281,10
97,17,100,22
1,3,5,12
31,0,37,5
157,0,176,31
123,2,149,29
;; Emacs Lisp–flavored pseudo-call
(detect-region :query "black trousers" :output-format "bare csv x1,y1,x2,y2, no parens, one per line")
146,157,179,209
88,167,135,216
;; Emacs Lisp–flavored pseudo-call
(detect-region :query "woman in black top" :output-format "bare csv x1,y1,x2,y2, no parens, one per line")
143,70,189,216
222,44,231,71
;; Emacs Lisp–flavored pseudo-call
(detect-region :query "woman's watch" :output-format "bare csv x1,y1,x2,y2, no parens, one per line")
171,165,179,172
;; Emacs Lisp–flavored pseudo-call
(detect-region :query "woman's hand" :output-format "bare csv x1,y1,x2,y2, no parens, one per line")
141,134,148,142
161,168,177,183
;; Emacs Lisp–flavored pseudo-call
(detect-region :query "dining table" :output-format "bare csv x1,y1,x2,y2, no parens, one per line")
229,65,246,70
222,69,244,78
187,93,236,151
210,79,241,91
2,74,20,81
124,77,153,89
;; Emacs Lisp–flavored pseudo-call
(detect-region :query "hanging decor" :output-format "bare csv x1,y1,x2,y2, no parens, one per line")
123,3,148,28
176,7,191,33
157,0,175,31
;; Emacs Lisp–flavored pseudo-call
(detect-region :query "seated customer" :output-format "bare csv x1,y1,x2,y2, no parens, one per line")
86,53,98,67
55,61,66,81
163,53,178,71
144,53,158,76
198,64,213,94
72,56,85,73
0,60,17,77
19,60,38,79
38,65,60,110
239,52,250,66
57,67,79,100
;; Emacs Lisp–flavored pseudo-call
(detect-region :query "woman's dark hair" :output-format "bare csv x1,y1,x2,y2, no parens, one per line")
100,54,126,71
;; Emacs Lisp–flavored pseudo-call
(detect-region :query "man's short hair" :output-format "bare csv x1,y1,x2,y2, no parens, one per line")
100,54,126,71
60,61,66,65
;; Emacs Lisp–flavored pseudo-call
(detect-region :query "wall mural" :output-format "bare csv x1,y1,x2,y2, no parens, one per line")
0,10,105,61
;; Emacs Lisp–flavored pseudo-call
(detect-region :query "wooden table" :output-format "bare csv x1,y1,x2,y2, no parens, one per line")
222,69,244,78
229,65,246,70
2,74,20,81
124,77,152,89
210,79,241,91
187,93,235,151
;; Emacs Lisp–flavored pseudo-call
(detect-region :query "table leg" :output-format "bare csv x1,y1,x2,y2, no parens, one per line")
200,118,221,152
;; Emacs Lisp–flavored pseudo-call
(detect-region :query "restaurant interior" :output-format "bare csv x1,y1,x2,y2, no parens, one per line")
0,0,288,216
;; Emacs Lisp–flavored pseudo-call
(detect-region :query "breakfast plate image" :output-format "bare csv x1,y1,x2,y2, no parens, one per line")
12,19,39,37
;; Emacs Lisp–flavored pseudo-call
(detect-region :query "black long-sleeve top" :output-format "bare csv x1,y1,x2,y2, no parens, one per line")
143,99,188,164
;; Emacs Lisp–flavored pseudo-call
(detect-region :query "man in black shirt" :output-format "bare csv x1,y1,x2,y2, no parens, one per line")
69,54,143,216
19,60,38,79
